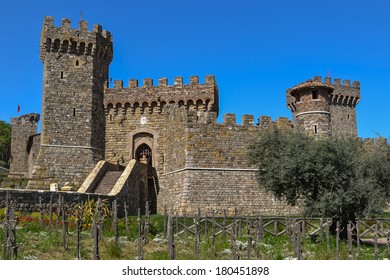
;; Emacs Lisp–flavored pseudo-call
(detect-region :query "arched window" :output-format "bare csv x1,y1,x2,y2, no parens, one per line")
79,42,86,55
70,41,77,53
62,40,69,52
53,39,60,52
45,38,52,51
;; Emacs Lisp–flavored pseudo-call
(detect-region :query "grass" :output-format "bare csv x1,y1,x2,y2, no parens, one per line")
1,212,390,260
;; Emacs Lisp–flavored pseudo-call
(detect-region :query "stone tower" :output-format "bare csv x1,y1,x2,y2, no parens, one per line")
28,17,113,189
287,76,360,137
9,114,40,178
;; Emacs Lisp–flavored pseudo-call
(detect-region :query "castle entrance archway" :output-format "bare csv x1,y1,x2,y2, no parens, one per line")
135,143,152,166
129,128,159,169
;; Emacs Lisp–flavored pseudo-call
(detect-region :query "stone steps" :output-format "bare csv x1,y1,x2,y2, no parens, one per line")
93,171,123,195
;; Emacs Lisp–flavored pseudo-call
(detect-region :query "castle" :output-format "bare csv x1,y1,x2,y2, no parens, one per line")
8,17,360,215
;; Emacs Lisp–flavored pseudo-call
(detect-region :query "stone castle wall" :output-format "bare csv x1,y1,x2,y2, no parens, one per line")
9,114,40,178
103,76,219,176
157,107,299,215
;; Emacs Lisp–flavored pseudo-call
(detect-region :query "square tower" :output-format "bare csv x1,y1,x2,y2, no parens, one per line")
28,17,113,189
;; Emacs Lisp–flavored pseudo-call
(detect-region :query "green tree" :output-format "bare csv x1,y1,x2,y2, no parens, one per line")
0,120,11,168
249,128,390,238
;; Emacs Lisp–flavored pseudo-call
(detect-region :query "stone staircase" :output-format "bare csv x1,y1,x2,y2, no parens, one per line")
93,171,123,195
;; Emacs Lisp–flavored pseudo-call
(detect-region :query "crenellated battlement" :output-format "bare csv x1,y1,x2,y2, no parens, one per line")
220,113,292,129
40,16,113,63
111,75,216,89
286,76,360,112
104,75,219,115
11,113,40,126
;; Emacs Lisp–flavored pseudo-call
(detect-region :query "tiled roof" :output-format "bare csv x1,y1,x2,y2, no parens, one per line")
290,80,334,95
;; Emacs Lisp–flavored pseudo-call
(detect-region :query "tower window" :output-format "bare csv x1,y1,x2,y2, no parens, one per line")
73,108,76,116
60,72,64,79
347,114,350,120
296,93,301,102
314,125,318,134
312,90,318,99
76,60,79,66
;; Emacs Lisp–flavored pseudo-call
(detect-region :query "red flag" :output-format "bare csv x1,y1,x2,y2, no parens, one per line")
328,70,331,78
17,104,20,112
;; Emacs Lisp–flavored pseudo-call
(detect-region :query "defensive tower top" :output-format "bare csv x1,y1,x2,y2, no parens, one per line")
286,76,360,112
11,113,40,126
39,16,113,64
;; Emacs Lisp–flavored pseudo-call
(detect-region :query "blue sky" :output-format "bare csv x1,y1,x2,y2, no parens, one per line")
0,0,389,138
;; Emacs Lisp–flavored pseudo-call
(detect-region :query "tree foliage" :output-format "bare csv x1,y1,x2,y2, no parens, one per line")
0,120,11,168
249,128,390,225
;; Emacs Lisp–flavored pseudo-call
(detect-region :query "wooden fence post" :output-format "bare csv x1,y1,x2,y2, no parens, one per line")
274,218,278,236
285,218,290,239
92,198,102,260
8,208,18,260
56,194,61,236
3,205,18,260
163,204,167,239
326,218,331,254
112,199,119,247
167,208,176,260
76,201,84,260
212,214,216,256
183,212,187,237
319,218,323,243
194,208,201,259
347,221,354,260
49,194,53,228
238,210,242,237
39,196,43,228
204,213,208,236
356,220,361,256
3,190,10,259
293,222,302,260
61,195,68,251
223,209,227,237
336,221,341,260
374,223,379,260
137,208,143,260
231,218,239,260
144,202,150,244
124,201,129,239
254,216,262,258
247,218,252,260
258,216,264,242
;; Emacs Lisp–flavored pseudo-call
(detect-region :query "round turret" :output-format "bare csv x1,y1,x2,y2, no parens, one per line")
288,79,334,136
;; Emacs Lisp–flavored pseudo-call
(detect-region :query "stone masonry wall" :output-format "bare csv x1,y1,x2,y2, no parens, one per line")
0,189,112,213
158,110,299,216
176,169,300,216
29,146,103,190
9,114,40,178
185,115,260,169
27,134,41,178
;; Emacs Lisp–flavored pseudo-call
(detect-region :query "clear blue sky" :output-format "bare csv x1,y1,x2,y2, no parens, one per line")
0,0,389,138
